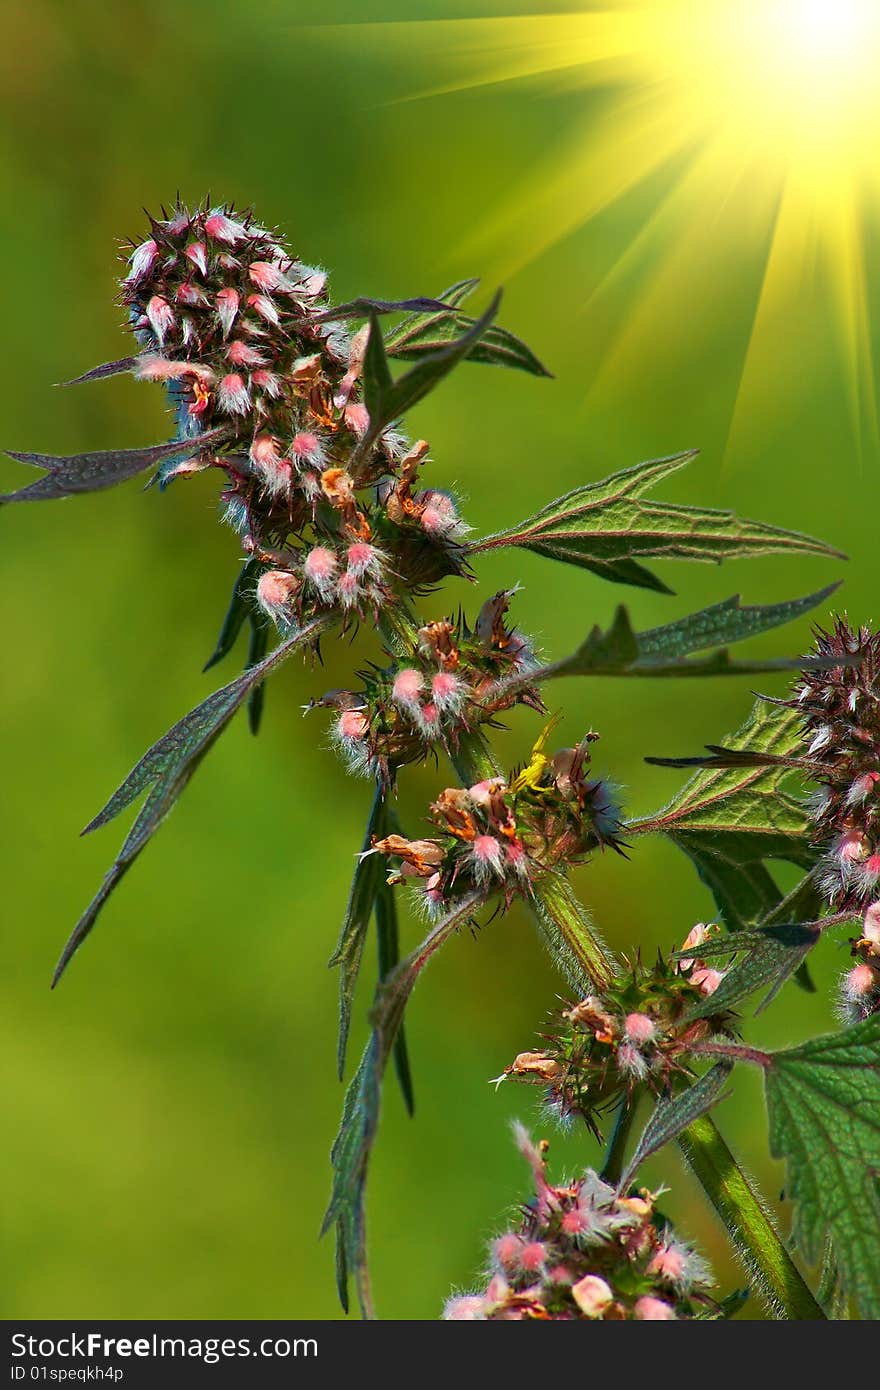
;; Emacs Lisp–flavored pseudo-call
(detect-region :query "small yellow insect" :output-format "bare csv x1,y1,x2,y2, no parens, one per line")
508,714,562,795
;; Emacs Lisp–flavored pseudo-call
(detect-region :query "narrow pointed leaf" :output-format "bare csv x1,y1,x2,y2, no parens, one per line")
682,923,821,1020
356,294,503,462
362,313,394,427
311,295,454,323
329,786,388,1080
53,618,328,986
635,584,840,661
245,613,270,736
619,1061,733,1191
203,560,261,672
471,452,844,592
383,278,550,377
323,893,481,1317
59,357,137,386
382,281,479,358
765,1016,880,1318
631,700,814,932
375,873,414,1116
488,587,838,703
386,293,502,429
1,428,226,504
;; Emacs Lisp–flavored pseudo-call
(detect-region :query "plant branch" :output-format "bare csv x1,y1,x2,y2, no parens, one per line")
676,1114,825,1320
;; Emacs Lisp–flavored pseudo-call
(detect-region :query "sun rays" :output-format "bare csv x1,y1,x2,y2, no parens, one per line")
309,1,880,466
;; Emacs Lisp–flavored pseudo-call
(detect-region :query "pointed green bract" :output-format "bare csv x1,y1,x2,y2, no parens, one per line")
765,1016,880,1319
323,894,481,1318
471,452,844,593
52,618,329,987
631,700,813,933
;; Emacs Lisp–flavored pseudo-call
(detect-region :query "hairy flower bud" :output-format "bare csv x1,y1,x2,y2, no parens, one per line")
792,620,880,912
501,933,735,1135
442,1130,715,1320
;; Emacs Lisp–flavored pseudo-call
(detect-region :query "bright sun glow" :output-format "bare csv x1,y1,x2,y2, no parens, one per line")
317,1,880,462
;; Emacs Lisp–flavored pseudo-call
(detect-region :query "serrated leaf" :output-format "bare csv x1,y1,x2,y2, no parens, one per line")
323,893,481,1317
329,787,388,1081
631,700,814,932
52,617,328,987
1,429,227,505
471,452,844,593
631,584,840,666
203,560,262,672
619,1062,733,1191
683,922,821,1019
383,278,550,377
765,1016,880,1318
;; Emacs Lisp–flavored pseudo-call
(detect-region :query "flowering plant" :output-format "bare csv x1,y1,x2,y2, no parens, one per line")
6,200,880,1321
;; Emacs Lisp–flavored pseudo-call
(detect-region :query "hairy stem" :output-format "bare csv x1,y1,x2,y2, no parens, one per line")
377,601,821,1317
677,1114,825,1320
688,1042,773,1069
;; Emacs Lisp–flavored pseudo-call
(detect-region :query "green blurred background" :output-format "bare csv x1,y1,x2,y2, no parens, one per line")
1,0,876,1320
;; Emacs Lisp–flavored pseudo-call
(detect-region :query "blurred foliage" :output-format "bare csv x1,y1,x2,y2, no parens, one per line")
0,0,873,1319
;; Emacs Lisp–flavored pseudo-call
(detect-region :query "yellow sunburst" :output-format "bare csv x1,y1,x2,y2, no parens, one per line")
310,1,880,466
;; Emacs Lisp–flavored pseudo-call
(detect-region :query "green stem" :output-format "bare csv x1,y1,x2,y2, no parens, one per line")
378,605,822,1318
530,873,617,994
677,1114,825,1320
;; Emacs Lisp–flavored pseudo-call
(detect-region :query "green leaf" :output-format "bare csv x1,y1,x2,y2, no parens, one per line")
1,428,228,505
471,452,844,593
362,312,394,427
383,278,551,377
489,588,838,703
60,356,138,386
52,617,328,987
328,787,388,1081
323,893,481,1317
203,560,262,672
682,922,821,1019
765,1016,880,1318
619,1062,733,1191
311,295,455,323
245,611,270,736
359,294,502,456
375,872,414,1117
631,699,814,933
633,584,839,664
